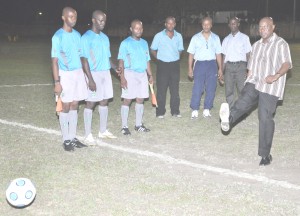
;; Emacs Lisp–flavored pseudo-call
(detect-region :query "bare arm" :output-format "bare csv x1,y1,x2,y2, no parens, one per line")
81,57,96,91
188,53,194,79
146,61,153,84
52,57,62,95
150,49,157,59
265,62,291,84
216,53,223,78
118,59,127,89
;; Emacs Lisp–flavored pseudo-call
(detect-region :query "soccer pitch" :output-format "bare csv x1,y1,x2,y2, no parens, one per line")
0,39,299,215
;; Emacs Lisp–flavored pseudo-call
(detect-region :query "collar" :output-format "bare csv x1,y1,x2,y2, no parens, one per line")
259,33,277,44
163,29,177,36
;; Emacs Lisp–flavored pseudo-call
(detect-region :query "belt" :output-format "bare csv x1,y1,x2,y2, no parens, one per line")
226,61,246,64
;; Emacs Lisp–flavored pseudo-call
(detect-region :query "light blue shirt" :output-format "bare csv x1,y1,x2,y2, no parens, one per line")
118,36,150,73
51,28,82,71
187,31,221,61
150,29,184,62
81,30,111,71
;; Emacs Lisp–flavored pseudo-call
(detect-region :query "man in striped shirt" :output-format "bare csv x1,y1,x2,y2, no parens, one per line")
219,17,292,166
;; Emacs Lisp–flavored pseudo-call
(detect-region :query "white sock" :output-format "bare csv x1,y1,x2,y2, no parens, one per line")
84,108,93,137
99,106,108,133
59,112,69,141
68,110,78,140
135,103,144,127
121,105,129,128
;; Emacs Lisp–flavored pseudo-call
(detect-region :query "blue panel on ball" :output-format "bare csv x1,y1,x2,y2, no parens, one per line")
10,192,18,201
16,179,25,186
25,191,33,199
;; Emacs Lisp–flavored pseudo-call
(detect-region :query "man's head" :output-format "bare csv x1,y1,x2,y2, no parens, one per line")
259,17,275,41
92,10,107,33
130,19,143,39
62,7,77,29
228,17,240,34
201,17,212,33
165,16,176,32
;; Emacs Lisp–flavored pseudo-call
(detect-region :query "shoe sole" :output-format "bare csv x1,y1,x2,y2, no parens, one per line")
220,103,230,131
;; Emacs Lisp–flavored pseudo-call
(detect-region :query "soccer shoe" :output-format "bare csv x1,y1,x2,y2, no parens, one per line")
134,125,150,132
191,110,198,119
219,103,230,132
84,133,97,146
203,109,211,118
98,130,117,139
121,126,131,135
259,154,272,166
71,138,88,148
63,140,74,151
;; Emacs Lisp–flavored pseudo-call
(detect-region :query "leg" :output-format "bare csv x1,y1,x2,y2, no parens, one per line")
203,61,217,110
99,99,109,133
84,101,96,137
156,61,169,117
121,99,131,128
257,92,278,157
135,98,144,127
224,63,236,108
190,61,205,110
169,61,180,115
236,63,247,99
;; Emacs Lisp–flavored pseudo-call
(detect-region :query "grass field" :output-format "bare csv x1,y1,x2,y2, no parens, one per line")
0,38,299,216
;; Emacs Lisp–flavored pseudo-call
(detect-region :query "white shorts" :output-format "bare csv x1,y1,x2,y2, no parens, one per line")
59,69,88,103
86,70,113,102
121,69,149,99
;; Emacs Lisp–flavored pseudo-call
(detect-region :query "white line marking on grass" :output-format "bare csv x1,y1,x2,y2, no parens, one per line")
0,84,52,88
1,118,300,191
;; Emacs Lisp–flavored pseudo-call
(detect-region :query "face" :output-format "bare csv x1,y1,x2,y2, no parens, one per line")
259,18,275,40
228,19,239,33
165,18,176,32
130,22,143,39
93,13,106,32
202,19,212,33
62,10,77,28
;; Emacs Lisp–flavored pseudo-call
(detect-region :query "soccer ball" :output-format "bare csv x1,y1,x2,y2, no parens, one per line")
6,178,36,208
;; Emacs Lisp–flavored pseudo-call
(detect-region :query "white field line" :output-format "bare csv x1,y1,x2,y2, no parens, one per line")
1,118,300,191
0,83,300,88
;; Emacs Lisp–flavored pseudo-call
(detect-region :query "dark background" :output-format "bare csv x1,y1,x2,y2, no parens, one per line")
1,0,299,25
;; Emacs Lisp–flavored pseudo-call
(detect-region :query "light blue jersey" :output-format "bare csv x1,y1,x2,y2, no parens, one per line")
187,31,221,61
51,28,82,71
150,29,184,62
81,30,111,71
118,36,150,73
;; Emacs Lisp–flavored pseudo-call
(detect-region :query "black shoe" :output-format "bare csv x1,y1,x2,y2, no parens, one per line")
134,125,150,132
259,154,272,166
63,140,74,151
71,138,88,148
121,126,131,135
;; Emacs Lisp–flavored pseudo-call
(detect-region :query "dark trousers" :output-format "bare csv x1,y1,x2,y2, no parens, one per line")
156,60,180,116
230,83,279,157
224,62,247,108
190,60,217,110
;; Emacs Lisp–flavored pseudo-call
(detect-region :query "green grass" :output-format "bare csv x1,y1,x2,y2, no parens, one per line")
0,39,299,215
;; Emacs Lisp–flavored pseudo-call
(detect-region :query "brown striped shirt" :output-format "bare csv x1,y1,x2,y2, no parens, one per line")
246,33,292,100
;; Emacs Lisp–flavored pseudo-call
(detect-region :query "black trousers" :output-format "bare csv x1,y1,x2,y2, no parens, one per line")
156,60,180,116
230,83,279,157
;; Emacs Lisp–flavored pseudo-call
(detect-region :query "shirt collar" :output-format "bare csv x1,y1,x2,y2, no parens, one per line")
259,33,277,44
163,29,177,36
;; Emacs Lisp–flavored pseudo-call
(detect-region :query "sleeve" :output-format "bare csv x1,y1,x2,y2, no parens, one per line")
221,37,227,55
247,44,255,71
117,41,126,60
245,36,252,53
51,35,60,58
187,36,195,54
281,42,293,69
150,34,159,51
178,34,184,51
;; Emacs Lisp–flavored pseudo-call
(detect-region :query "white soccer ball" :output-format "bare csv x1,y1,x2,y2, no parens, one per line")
6,178,36,208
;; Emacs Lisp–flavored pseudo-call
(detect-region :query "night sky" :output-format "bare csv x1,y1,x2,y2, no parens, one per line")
1,0,299,25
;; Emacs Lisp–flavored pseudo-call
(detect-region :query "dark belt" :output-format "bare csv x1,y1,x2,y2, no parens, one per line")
227,61,246,65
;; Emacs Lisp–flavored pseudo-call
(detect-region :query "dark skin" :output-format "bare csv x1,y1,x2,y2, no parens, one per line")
118,20,153,106
248,17,291,84
150,17,182,59
188,17,222,80
81,10,120,109
221,18,250,80
52,7,79,112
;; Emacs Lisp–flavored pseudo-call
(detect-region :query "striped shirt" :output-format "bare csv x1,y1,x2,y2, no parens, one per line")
246,33,292,100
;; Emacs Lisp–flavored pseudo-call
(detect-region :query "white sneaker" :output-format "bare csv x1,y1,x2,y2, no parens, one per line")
84,133,97,146
191,110,198,119
219,103,230,132
98,130,117,139
157,115,164,119
203,109,211,118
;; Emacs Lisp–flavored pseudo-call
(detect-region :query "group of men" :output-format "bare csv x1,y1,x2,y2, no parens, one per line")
52,7,292,166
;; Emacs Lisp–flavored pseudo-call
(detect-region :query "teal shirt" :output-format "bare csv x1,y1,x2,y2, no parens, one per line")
150,29,184,62
51,28,82,71
118,36,150,73
81,30,111,71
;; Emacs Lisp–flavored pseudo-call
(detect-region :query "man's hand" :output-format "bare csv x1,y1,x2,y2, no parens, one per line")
88,79,97,91
188,68,193,79
265,74,280,84
54,83,62,95
148,75,153,84
120,76,127,89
